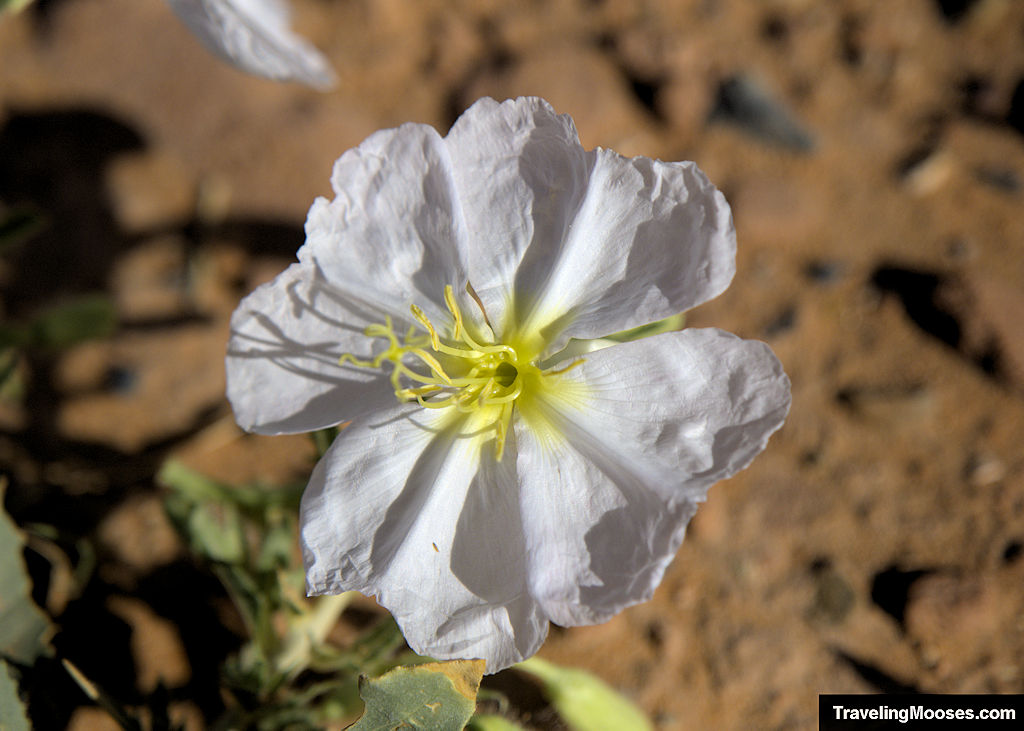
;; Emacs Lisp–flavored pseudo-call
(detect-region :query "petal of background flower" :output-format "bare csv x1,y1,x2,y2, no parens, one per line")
301,405,548,672
301,120,472,327
445,97,592,334
445,97,734,353
226,262,400,434
165,0,336,89
515,329,789,625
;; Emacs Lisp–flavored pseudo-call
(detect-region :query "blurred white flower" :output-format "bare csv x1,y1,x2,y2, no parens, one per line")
165,0,334,88
226,97,790,672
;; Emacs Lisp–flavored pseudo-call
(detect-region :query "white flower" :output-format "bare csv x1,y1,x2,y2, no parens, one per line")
226,97,790,672
165,0,335,88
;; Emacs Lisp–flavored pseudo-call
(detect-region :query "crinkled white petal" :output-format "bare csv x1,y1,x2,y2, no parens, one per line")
515,329,789,625
301,406,548,671
445,97,590,333
301,121,472,327
514,424,698,627
517,150,735,348
226,262,400,434
165,0,335,88
228,119,481,434
445,97,734,351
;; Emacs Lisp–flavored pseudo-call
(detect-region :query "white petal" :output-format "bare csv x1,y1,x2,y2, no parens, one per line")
518,150,736,347
229,120,484,435
445,98,734,350
515,329,789,624
301,406,548,672
165,0,335,89
301,122,471,326
515,424,698,627
557,329,790,492
225,262,399,434
445,97,591,333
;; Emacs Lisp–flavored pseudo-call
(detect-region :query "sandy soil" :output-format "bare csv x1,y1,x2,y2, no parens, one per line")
2,0,1024,728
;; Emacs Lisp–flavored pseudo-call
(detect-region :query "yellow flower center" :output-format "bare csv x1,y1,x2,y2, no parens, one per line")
339,285,582,460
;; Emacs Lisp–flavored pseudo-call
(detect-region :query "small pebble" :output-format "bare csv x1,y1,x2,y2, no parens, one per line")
804,259,845,285
964,453,1006,487
709,74,815,152
974,166,1020,193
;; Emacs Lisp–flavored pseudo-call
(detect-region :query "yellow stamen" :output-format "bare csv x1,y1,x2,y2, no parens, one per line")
444,285,463,340
336,285,584,460
410,304,441,350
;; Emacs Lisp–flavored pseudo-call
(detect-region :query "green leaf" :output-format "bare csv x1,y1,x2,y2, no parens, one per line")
159,461,248,565
466,714,527,731
159,459,233,504
0,0,35,15
516,657,653,731
29,294,116,349
158,459,301,513
0,207,45,253
0,659,30,731
0,349,25,400
310,426,340,459
254,515,295,572
0,325,28,350
0,481,54,665
347,659,485,731
186,501,245,564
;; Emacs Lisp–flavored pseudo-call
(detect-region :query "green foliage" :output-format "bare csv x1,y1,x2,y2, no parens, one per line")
0,0,34,14
0,207,115,410
516,657,653,731
0,204,113,351
160,459,300,565
466,713,527,731
0,481,54,666
30,294,117,349
0,294,117,350
0,349,23,402
0,207,45,255
311,425,340,458
160,459,311,691
159,460,412,728
348,659,485,731
0,659,30,731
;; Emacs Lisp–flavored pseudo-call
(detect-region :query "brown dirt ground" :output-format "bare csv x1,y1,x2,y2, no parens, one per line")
2,0,1024,729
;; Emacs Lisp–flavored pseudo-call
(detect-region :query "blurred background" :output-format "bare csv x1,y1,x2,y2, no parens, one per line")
1,0,1023,728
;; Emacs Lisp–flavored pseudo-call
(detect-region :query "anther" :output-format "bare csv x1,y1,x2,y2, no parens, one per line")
334,283,582,463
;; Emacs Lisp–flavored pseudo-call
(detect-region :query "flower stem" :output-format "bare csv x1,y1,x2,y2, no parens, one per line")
274,591,355,678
